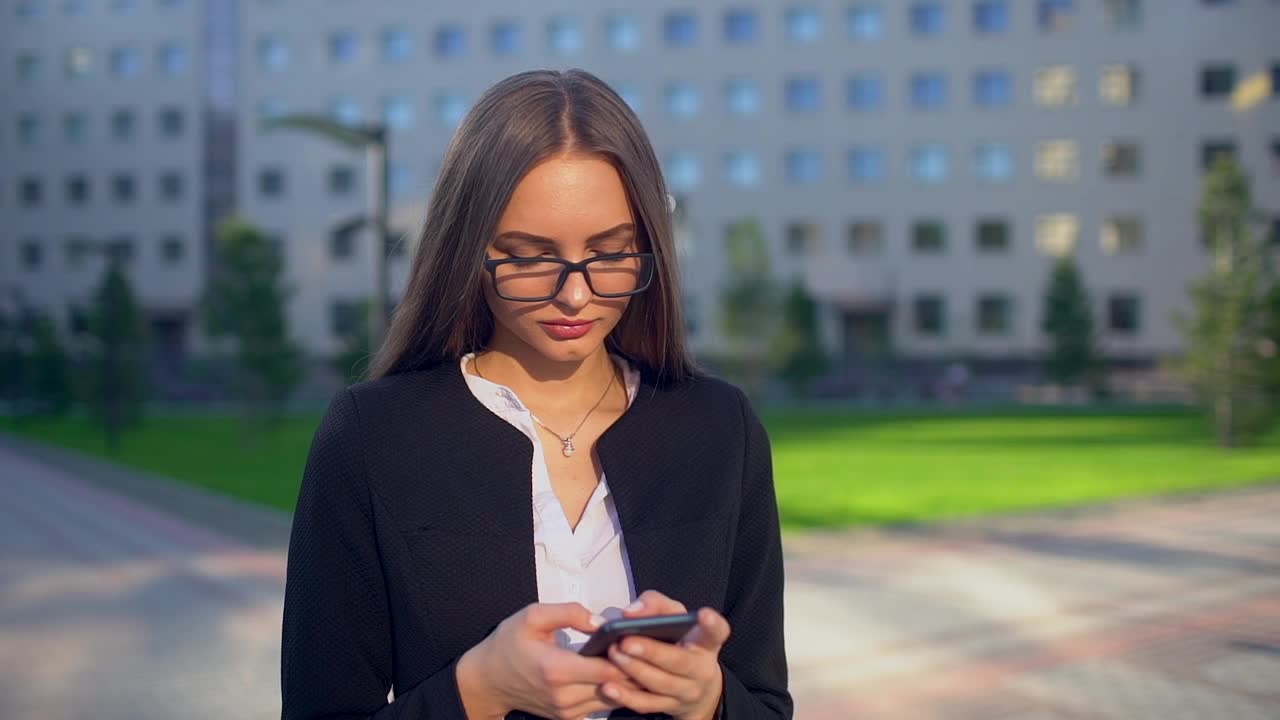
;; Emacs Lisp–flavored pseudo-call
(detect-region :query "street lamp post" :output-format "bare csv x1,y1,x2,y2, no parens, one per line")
261,114,391,356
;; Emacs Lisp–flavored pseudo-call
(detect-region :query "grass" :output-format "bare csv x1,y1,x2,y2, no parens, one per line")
4,406,1278,531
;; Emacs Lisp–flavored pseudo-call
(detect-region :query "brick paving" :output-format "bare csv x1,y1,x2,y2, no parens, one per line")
1,434,1277,719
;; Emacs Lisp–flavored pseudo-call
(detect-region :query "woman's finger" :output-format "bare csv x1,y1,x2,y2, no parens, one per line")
608,643,701,705
684,607,731,652
623,589,687,617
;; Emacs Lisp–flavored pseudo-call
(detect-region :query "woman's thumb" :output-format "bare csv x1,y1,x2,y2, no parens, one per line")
525,602,605,636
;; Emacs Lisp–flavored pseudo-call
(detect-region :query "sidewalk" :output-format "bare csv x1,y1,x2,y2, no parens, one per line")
1,433,1278,719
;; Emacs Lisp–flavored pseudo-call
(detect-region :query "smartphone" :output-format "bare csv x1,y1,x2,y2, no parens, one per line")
578,611,699,657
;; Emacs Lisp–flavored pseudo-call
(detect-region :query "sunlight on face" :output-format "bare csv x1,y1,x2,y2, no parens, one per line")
482,152,643,364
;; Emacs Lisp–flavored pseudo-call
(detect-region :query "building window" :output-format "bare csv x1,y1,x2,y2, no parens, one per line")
257,97,288,121
786,148,823,184
909,143,949,183
975,218,1010,253
723,8,758,44
111,109,136,141
785,7,823,44
785,76,822,112
160,234,184,265
158,44,187,75
1103,141,1141,178
1038,0,1074,32
1271,139,1280,175
383,95,414,130
110,0,137,12
974,142,1013,182
65,174,90,205
258,35,288,71
63,111,88,144
382,28,413,62
1035,65,1077,107
973,1,1008,33
258,167,285,199
909,2,945,36
847,220,884,255
847,4,883,40
1036,213,1078,257
665,151,701,191
158,170,184,202
435,25,466,59
1035,140,1078,181
1101,217,1143,255
109,47,141,78
605,14,639,52
328,165,356,195
723,150,761,187
329,31,357,64
1100,64,1139,105
16,0,43,19
17,113,40,146
389,162,414,198
1103,0,1141,29
663,11,698,48
910,72,946,110
330,299,361,337
20,238,43,271
110,173,136,204
158,107,185,138
664,82,701,118
724,77,761,116
848,146,885,184
974,69,1012,108
16,53,41,84
1200,64,1236,99
1200,139,1237,171
105,236,135,265
330,225,357,261
434,93,467,128
1272,63,1280,100
488,20,521,56
65,236,92,270
847,73,885,111
785,221,821,255
19,177,43,208
547,16,583,56
330,96,362,127
911,220,946,253
913,295,945,336
976,294,1012,335
1107,293,1140,334
65,47,92,79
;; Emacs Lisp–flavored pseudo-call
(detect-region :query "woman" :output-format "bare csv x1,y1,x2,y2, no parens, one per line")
280,68,790,720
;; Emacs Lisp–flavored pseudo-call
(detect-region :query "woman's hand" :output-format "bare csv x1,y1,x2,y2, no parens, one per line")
457,601,640,720
601,590,731,720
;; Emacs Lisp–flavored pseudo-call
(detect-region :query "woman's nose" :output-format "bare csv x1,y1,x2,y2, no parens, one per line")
555,267,592,308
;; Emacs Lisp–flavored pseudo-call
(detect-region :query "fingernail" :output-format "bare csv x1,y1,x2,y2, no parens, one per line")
626,642,643,657
589,614,605,629
626,600,643,611
604,685,620,699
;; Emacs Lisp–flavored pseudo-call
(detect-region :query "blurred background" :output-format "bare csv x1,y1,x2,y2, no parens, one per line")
1,1,1278,719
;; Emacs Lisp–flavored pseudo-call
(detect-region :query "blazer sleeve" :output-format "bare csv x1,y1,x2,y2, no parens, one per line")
716,388,794,719
281,388,470,720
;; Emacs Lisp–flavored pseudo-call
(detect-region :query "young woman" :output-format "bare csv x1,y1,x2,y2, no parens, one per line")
280,69,790,720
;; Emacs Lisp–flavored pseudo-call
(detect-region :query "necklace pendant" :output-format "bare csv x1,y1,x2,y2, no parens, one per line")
561,438,575,457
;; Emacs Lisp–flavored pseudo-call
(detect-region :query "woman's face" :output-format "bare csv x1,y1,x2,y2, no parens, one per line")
481,152,642,365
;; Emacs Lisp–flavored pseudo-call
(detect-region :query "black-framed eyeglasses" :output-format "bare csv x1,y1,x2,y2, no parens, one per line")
482,253,656,302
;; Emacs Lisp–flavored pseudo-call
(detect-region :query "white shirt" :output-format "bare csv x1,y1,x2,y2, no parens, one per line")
459,353,640,668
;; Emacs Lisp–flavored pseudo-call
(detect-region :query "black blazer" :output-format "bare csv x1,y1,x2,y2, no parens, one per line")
280,359,791,720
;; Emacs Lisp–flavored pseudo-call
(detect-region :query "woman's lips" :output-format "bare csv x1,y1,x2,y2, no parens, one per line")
539,320,595,340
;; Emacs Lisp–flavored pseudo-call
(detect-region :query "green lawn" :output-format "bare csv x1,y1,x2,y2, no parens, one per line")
5,406,1277,531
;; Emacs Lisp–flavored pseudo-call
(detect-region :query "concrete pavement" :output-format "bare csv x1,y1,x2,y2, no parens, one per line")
1,434,1278,719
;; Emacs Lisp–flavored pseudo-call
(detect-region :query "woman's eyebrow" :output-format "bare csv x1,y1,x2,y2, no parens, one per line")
494,222,635,246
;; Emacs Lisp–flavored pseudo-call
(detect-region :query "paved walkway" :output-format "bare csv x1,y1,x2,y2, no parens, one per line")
1,434,1278,719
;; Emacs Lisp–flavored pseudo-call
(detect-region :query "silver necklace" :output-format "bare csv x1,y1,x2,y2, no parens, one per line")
473,354,616,458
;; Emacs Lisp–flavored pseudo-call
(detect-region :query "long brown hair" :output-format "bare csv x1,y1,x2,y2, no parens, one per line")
369,68,699,385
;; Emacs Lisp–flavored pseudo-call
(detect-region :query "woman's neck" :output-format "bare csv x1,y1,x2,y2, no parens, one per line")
468,342,620,413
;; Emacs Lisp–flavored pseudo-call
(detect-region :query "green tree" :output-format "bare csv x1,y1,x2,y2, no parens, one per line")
202,216,304,433
1174,155,1276,446
718,218,780,399
771,279,828,396
0,306,28,418
82,258,149,452
29,311,72,416
331,296,373,384
1040,256,1098,387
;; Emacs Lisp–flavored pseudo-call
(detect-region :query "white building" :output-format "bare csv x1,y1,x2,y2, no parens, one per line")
5,0,1278,373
